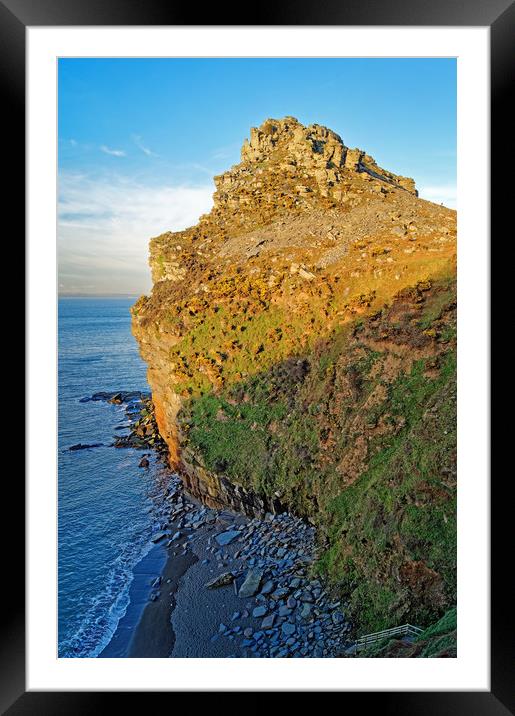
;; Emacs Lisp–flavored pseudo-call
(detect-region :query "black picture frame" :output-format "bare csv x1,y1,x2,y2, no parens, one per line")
4,0,507,711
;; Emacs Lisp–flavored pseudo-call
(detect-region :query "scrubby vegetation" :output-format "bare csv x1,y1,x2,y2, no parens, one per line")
179,280,456,633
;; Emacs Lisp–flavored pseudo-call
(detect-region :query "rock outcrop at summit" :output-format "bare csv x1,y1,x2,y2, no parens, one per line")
213,117,416,218
132,117,457,634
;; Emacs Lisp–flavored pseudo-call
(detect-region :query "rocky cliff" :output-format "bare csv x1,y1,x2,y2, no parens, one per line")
132,117,456,632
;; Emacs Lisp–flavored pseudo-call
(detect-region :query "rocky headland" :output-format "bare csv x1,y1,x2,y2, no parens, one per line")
131,117,457,643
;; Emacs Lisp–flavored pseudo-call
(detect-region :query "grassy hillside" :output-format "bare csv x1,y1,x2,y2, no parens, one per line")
178,277,456,632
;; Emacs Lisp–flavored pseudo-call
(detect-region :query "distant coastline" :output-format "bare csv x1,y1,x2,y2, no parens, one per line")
59,293,141,299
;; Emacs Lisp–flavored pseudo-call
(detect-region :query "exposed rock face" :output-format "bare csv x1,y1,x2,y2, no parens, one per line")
133,116,453,473
238,117,416,195
132,117,456,631
211,116,417,225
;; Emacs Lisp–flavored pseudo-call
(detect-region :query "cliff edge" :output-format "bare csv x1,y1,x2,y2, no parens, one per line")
132,117,456,632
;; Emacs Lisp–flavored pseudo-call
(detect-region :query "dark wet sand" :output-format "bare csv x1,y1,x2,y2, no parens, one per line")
99,481,351,659
100,498,272,658
129,547,197,657
101,510,253,658
99,538,196,658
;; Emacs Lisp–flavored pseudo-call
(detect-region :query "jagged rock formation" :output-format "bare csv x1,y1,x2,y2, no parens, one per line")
213,117,416,220
132,117,456,633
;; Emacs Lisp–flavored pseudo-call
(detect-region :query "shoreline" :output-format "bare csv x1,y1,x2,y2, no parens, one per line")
99,523,198,659
100,497,253,658
100,480,354,658
91,392,353,659
98,501,245,658
97,542,168,658
128,546,197,658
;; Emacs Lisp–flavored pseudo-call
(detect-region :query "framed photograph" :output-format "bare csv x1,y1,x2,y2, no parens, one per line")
4,0,507,710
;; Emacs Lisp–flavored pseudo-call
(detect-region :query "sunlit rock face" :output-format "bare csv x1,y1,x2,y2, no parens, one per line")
131,115,455,535
212,116,417,222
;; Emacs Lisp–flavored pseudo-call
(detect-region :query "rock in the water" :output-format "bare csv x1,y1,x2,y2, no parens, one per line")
238,569,263,598
68,443,103,451
139,457,150,468
151,531,169,543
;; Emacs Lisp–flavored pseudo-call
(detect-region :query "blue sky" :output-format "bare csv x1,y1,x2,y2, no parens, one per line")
58,58,456,294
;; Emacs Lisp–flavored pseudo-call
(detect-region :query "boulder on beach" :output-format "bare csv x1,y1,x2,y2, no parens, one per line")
214,530,241,546
205,572,235,589
238,569,263,598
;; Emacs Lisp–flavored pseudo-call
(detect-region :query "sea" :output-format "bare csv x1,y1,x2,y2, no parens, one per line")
58,296,169,658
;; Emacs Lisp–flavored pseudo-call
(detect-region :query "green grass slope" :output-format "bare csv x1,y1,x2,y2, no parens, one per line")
179,278,457,633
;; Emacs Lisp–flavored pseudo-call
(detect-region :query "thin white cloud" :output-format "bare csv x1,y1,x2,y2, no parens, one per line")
211,143,239,162
58,172,214,294
100,145,126,157
418,184,457,209
132,134,158,157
